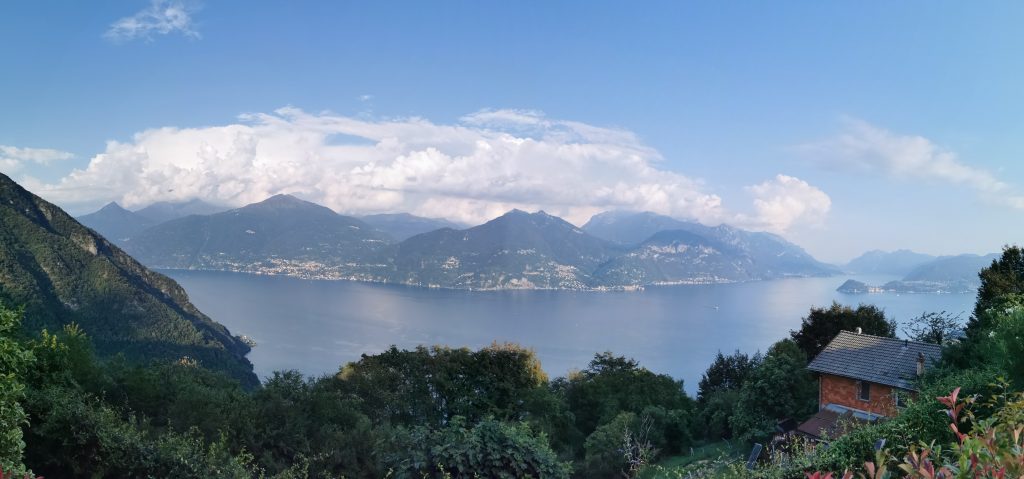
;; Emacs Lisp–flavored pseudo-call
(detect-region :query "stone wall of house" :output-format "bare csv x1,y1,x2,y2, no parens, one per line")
819,374,900,417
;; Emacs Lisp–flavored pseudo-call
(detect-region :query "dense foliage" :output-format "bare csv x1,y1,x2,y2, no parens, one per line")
790,302,896,358
2,215,1020,476
0,173,256,386
0,300,699,478
973,245,1024,325
386,417,571,478
648,245,1024,478
0,305,31,473
729,340,816,443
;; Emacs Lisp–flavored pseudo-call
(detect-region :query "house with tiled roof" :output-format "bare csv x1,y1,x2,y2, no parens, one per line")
795,329,943,441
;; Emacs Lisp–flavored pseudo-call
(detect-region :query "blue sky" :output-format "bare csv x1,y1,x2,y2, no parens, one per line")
2,1,1023,262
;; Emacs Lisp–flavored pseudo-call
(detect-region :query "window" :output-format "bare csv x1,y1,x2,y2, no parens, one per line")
858,381,870,401
895,391,907,408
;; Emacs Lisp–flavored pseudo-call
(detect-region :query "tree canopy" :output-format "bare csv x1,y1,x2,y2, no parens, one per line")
790,301,896,359
971,245,1024,332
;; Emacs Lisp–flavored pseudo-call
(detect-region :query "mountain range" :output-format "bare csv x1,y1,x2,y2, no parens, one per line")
95,196,840,290
837,250,997,294
0,173,256,386
78,199,226,245
583,211,840,281
843,249,938,276
360,213,466,241
389,209,624,289
77,202,156,243
125,194,393,281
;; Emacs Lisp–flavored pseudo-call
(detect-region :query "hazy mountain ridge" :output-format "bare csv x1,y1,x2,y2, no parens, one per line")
360,213,467,241
119,200,838,290
903,253,998,283
135,199,227,224
581,211,692,245
389,210,626,290
837,252,998,294
77,199,226,245
0,173,256,386
77,202,156,244
583,211,839,282
843,249,937,276
592,229,757,285
124,194,394,281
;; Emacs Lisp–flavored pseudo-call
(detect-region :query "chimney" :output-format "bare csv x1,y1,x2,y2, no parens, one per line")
856,327,862,335
916,352,925,377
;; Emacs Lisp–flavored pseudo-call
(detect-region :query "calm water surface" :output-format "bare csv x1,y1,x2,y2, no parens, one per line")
165,271,975,392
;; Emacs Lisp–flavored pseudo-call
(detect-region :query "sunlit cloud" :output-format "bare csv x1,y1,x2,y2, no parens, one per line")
32,107,828,232
736,174,831,234
105,0,200,43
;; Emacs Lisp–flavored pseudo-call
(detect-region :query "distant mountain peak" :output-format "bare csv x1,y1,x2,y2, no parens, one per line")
492,209,573,229
261,193,304,204
77,200,155,244
98,201,128,212
244,193,329,212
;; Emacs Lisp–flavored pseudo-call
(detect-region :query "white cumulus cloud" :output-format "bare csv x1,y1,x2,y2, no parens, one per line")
736,174,831,234
0,145,74,173
105,0,200,43
34,107,828,232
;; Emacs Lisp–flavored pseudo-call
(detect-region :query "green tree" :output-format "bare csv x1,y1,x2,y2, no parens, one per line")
697,350,760,403
246,371,380,477
336,343,549,428
385,417,571,479
695,350,760,441
730,339,816,442
0,303,33,472
903,311,964,344
23,385,256,478
582,411,639,478
565,353,693,441
790,302,896,359
697,388,742,440
992,309,1024,388
971,245,1024,333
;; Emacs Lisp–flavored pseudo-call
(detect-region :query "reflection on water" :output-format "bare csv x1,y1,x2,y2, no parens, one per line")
165,270,975,392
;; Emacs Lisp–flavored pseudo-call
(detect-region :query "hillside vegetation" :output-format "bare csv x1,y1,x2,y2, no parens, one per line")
0,173,256,387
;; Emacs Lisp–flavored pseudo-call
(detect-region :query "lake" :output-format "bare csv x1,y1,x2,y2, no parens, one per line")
164,270,976,392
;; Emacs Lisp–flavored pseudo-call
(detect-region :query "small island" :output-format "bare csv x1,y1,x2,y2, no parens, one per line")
837,278,976,294
836,279,882,293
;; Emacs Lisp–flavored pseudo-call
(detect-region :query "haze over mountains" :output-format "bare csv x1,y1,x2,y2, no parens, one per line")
389,209,625,289
838,249,998,294
127,194,393,281
843,249,938,276
583,211,840,281
360,213,466,241
0,173,256,386
71,190,843,290
76,202,155,243
78,199,226,245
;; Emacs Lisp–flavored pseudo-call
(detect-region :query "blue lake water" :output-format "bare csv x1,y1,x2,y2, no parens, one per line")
164,270,976,392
